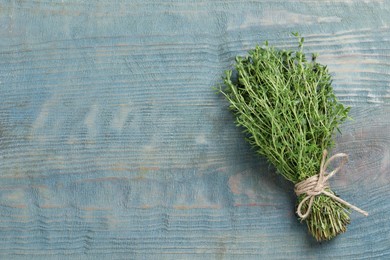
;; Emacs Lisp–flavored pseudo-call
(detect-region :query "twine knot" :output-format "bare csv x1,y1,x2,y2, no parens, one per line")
294,150,368,220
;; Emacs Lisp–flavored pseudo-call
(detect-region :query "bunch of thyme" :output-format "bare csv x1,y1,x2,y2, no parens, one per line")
219,34,352,241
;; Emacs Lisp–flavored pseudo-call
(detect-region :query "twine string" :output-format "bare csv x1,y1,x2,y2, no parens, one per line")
294,150,369,220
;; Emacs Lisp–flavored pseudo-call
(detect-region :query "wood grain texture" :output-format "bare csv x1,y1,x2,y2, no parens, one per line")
0,0,389,259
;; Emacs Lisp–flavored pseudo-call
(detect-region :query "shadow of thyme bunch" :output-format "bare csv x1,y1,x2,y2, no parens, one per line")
219,34,353,241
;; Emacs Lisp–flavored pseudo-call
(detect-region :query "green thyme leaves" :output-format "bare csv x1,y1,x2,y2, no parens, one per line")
220,35,349,184
219,34,351,241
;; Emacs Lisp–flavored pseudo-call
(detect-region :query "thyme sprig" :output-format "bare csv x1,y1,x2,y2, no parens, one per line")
219,34,351,241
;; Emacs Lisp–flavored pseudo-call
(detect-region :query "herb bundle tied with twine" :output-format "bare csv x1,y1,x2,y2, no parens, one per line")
218,34,367,241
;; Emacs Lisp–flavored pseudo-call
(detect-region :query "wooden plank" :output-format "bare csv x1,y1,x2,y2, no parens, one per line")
0,0,389,258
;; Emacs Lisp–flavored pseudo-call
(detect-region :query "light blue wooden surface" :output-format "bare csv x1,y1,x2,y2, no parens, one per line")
0,0,389,259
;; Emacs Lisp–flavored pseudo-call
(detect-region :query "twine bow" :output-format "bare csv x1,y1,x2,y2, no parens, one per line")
294,150,368,220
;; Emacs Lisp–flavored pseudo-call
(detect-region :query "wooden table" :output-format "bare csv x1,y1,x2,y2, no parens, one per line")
1,1,389,258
